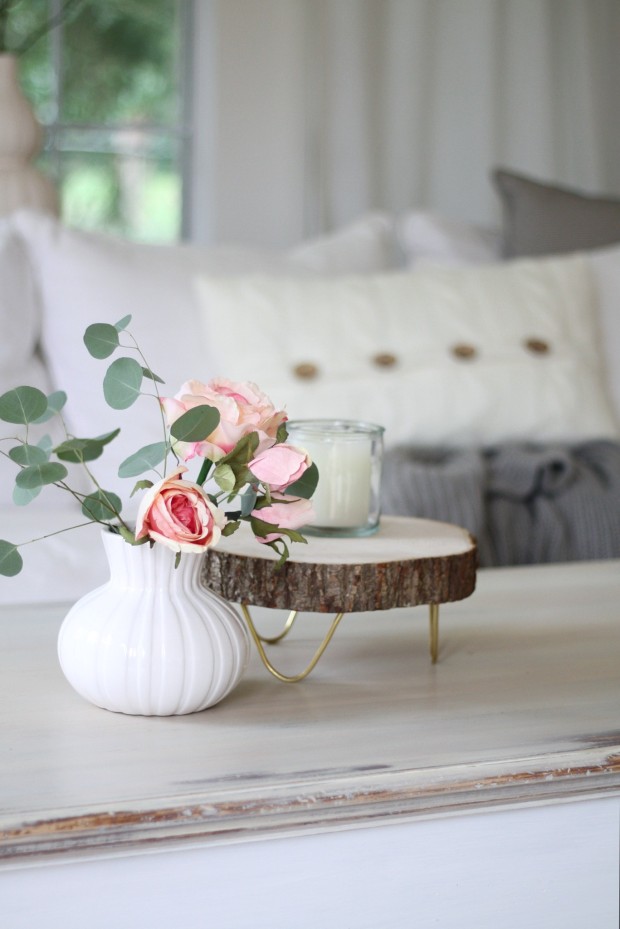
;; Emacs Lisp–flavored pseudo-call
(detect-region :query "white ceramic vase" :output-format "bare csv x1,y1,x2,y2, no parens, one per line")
57,531,250,716
0,53,58,216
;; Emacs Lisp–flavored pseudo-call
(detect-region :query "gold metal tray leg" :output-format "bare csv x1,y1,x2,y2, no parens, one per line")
240,605,346,683
429,603,439,664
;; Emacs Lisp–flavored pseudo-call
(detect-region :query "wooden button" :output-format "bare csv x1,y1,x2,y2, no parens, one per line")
293,362,319,380
524,338,550,355
451,343,477,360
373,352,398,368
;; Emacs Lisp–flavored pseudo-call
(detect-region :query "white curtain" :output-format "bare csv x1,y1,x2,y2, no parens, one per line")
302,0,620,233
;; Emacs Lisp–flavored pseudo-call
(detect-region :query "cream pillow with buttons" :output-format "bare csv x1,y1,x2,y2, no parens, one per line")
195,256,619,447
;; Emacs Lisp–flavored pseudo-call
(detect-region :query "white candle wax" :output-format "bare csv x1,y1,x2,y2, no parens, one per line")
302,436,372,528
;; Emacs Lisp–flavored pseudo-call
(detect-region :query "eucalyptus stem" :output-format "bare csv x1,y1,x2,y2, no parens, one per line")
16,520,102,549
125,331,170,474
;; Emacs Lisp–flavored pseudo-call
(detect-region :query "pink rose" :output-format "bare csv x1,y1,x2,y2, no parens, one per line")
161,379,287,462
135,467,226,553
252,494,314,543
249,444,311,492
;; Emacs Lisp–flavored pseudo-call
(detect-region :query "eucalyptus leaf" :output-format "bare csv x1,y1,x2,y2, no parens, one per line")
33,390,68,424
103,357,143,409
54,438,102,463
0,540,23,577
0,386,48,424
54,429,120,464
84,323,120,359
81,489,123,522
15,462,68,489
12,484,42,506
141,367,165,384
118,442,168,478
8,444,48,466
114,314,132,331
37,435,53,457
285,461,319,500
169,405,220,443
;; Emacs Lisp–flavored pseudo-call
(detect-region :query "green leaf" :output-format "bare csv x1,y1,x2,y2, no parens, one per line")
174,551,182,569
131,479,154,497
54,429,120,464
115,314,132,331
33,390,68,424
12,484,41,506
250,515,307,545
37,435,53,457
221,520,240,537
264,538,290,570
239,485,258,517
141,367,165,384
0,540,23,576
276,422,288,444
103,357,143,409
214,463,235,493
220,432,260,468
0,386,48,424
8,443,49,466
84,323,120,359
117,524,150,545
285,461,319,500
118,442,168,478
169,405,220,443
15,462,68,489
81,489,123,522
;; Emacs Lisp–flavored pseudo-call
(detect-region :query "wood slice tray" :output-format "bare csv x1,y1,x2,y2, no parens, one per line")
203,515,477,614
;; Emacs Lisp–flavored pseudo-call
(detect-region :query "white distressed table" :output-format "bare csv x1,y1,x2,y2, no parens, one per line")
1,559,619,928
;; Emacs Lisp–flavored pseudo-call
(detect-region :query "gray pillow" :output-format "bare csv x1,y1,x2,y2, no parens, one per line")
493,168,620,258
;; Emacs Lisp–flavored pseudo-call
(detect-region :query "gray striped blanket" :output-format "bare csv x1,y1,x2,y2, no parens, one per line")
381,441,620,567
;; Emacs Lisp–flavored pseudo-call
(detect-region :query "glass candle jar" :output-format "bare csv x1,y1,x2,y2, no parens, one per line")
286,419,384,537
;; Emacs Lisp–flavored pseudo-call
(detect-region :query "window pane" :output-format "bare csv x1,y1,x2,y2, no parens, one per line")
60,0,184,126
15,0,189,243
53,141,182,243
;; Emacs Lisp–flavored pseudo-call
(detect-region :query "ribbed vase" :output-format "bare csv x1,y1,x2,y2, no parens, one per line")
57,531,250,715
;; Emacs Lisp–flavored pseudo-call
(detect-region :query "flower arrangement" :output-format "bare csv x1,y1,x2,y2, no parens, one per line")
0,315,318,577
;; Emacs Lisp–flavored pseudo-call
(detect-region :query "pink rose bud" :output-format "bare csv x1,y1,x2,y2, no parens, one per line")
135,467,226,553
249,444,311,492
252,494,314,543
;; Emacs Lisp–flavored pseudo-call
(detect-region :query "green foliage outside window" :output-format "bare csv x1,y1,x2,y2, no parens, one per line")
8,0,187,242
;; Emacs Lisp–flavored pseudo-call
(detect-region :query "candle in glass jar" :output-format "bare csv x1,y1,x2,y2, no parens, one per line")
285,420,384,537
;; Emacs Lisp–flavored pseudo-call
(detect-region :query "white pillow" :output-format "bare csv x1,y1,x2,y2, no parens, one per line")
13,210,396,499
195,256,619,448
586,243,620,423
397,211,501,267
